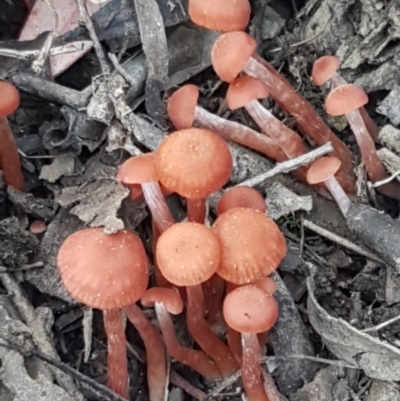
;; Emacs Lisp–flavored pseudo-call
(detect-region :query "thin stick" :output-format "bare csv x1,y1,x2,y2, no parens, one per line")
361,314,400,333
373,169,400,188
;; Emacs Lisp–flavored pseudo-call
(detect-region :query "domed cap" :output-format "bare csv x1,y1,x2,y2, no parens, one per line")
188,0,250,32
211,32,256,83
167,85,199,129
213,207,287,284
0,81,20,117
307,156,341,185
156,128,232,199
325,84,368,116
223,285,279,333
57,228,148,310
156,222,221,286
252,277,276,296
312,55,340,86
117,153,158,186
217,186,266,215
226,76,269,110
141,287,183,315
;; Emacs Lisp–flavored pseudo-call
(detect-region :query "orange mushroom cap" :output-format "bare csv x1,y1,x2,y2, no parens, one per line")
167,85,199,130
141,287,183,315
0,81,20,117
213,207,287,284
325,84,368,116
223,285,279,333
226,76,269,110
211,32,256,83
217,186,266,215
29,220,46,234
306,156,342,185
312,55,340,86
57,228,148,310
156,128,232,199
252,277,276,296
156,222,221,286
117,153,158,186
188,0,250,32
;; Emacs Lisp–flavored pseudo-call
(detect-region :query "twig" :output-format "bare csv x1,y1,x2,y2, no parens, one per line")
108,53,137,86
302,219,384,264
361,314,400,333
236,142,333,188
373,169,400,188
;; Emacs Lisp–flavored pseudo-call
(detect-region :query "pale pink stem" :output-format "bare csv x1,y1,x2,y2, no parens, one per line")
346,110,400,199
186,285,239,378
187,198,206,223
325,177,351,216
124,304,167,401
154,302,221,380
244,56,356,194
142,182,175,232
203,274,225,335
242,333,269,401
103,309,129,399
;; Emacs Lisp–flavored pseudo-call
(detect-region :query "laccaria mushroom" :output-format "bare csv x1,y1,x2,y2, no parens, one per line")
217,186,267,215
223,285,279,401
57,228,149,399
325,84,400,200
156,221,239,377
156,128,232,223
0,81,25,191
211,32,356,193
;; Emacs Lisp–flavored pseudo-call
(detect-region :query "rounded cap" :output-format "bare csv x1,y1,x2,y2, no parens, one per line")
312,55,340,86
188,0,250,32
226,76,269,110
211,32,256,83
156,128,232,199
167,85,199,129
57,228,148,310
117,153,158,186
325,84,368,116
223,285,279,333
307,156,342,184
217,186,266,215
0,81,20,117
29,220,46,234
252,277,276,296
141,287,183,315
213,207,287,284
156,222,221,286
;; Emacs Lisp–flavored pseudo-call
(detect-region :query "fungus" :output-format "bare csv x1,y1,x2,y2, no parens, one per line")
141,287,221,379
223,285,279,401
217,186,266,215
156,221,238,377
156,128,232,223
325,84,400,200
211,32,356,193
0,81,25,191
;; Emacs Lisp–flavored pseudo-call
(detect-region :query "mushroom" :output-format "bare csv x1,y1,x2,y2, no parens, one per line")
210,31,356,194
325,84,400,200
223,285,279,401
57,228,149,399
217,186,267,215
156,128,232,223
156,221,239,377
306,156,351,216
141,287,221,380
0,81,25,191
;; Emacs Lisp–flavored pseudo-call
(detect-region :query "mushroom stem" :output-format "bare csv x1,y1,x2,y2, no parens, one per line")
186,284,239,377
154,302,221,380
0,116,25,191
103,309,129,399
325,177,351,216
346,110,400,199
242,333,269,401
142,182,175,232
187,198,206,223
124,304,167,401
244,56,356,193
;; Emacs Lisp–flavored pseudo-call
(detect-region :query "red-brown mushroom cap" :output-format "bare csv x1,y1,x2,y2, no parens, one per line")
29,220,46,234
156,128,232,199
223,285,279,333
306,156,342,185
117,153,158,186
211,32,256,83
325,84,368,116
312,55,340,86
252,277,276,296
167,85,199,130
217,186,266,215
156,222,221,286
213,207,287,284
141,287,183,315
0,81,20,117
188,0,250,32
226,76,269,110
57,228,148,310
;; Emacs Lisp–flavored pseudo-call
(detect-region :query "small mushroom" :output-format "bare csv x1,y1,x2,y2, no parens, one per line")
217,186,267,215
